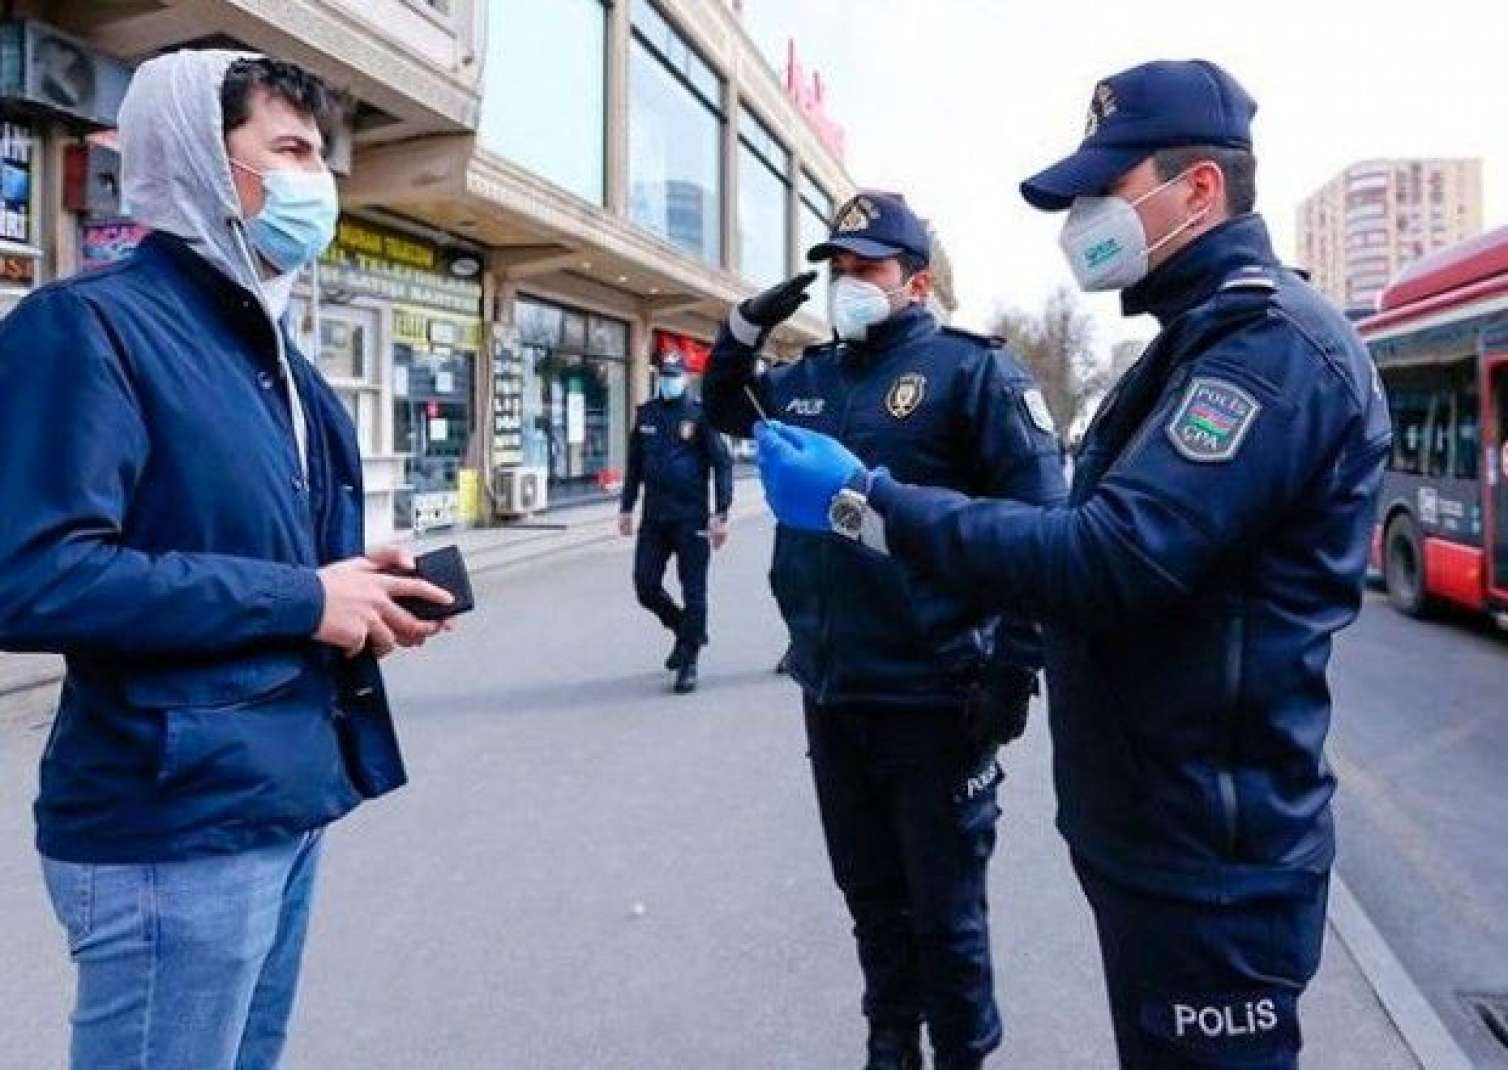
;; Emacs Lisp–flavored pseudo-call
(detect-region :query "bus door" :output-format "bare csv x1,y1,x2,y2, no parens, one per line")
1490,356,1508,603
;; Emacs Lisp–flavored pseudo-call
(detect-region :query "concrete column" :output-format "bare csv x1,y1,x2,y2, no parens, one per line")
628,310,652,409
786,152,803,277
721,83,740,275
42,123,79,284
604,0,631,218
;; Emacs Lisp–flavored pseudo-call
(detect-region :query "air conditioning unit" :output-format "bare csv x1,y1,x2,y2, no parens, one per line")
0,21,133,129
492,466,547,518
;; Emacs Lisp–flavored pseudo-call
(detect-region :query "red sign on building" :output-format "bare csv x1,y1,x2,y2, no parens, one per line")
785,40,846,163
653,329,712,375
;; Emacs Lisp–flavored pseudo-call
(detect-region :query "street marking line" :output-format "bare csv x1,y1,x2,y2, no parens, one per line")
1329,873,1473,1070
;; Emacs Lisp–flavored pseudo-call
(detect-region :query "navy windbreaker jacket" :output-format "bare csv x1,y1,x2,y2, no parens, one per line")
0,233,405,863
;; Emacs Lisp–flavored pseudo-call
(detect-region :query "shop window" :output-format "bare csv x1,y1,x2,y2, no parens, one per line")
516,296,630,501
479,0,607,205
737,108,790,287
628,8,723,264
290,300,382,456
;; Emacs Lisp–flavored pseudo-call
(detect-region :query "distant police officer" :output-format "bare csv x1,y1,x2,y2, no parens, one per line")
619,350,733,694
705,192,1066,1070
754,63,1392,1069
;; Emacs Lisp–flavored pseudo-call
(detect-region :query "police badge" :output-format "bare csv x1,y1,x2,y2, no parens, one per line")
678,419,697,442
886,374,927,420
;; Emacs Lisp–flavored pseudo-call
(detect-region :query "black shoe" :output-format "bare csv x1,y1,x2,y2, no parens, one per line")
665,639,691,672
865,1026,923,1070
673,659,699,694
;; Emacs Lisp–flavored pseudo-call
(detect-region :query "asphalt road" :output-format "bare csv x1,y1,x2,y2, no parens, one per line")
1329,590,1508,1066
0,514,1419,1068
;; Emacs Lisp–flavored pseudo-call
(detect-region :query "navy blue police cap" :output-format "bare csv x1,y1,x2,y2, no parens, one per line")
807,190,932,264
1021,60,1257,211
657,350,687,378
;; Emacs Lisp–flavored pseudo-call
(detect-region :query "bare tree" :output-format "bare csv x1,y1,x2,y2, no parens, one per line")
989,287,1106,436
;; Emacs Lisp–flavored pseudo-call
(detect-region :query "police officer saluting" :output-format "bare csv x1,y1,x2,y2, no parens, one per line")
619,349,733,694
754,62,1391,1069
705,192,1065,1070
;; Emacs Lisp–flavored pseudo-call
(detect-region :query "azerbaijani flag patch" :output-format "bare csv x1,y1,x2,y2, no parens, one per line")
1165,377,1261,463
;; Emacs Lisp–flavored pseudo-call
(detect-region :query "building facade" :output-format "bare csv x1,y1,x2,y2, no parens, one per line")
10,0,899,544
1296,157,1483,315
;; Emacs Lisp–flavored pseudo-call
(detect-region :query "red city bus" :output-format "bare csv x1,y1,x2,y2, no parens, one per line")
1357,225,1508,625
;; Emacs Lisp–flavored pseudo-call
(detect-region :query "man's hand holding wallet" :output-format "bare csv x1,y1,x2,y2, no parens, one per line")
314,545,472,658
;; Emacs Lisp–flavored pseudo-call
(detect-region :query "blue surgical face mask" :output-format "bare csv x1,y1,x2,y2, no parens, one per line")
659,377,687,401
231,158,339,274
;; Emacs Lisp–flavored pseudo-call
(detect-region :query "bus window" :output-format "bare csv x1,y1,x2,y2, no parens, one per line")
1453,380,1479,480
1387,387,1430,474
1425,390,1453,478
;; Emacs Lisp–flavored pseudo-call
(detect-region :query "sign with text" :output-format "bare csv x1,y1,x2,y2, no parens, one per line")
321,216,481,317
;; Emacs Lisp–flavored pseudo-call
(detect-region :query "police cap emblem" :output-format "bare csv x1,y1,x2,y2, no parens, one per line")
1084,82,1119,139
886,373,927,420
835,195,879,234
1165,377,1261,463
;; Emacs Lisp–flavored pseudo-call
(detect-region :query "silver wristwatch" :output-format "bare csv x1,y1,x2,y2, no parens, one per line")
828,472,889,553
828,484,868,541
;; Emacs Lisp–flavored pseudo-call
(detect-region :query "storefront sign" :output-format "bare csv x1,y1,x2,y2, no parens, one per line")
0,253,33,286
653,329,712,374
321,216,482,317
0,121,34,244
491,337,525,467
393,305,482,350
784,41,846,163
81,219,149,270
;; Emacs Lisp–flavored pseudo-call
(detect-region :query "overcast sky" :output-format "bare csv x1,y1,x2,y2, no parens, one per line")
740,0,1508,353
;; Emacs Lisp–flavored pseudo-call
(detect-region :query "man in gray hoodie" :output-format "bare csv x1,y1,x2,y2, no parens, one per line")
0,50,451,1069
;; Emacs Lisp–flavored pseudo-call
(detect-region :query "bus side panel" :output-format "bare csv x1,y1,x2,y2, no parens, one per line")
1485,351,1508,603
1423,538,1488,611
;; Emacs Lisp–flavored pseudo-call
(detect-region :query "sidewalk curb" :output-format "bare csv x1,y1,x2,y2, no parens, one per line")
1328,873,1473,1070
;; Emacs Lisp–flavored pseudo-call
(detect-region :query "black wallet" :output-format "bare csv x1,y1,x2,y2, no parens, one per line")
395,545,475,621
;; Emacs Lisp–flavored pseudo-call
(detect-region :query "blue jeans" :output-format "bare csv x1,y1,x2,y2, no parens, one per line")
41,830,324,1070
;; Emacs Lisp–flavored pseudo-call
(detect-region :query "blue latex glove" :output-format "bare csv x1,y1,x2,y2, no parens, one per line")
754,420,866,532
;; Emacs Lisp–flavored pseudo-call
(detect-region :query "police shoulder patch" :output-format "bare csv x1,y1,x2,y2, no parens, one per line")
1021,389,1056,434
1165,377,1261,463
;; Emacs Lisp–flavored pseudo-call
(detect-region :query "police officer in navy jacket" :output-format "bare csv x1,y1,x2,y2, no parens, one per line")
619,349,734,694
754,63,1391,1070
705,192,1066,1070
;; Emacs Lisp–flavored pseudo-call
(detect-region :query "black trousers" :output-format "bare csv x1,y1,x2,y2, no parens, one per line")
1073,853,1329,1069
633,517,710,647
804,698,1004,1068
